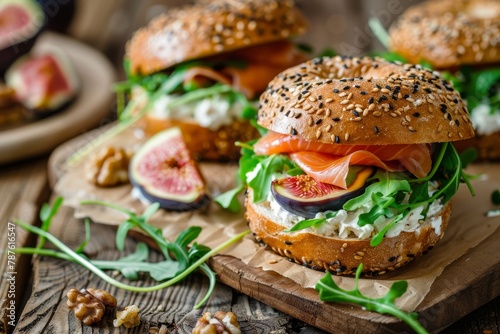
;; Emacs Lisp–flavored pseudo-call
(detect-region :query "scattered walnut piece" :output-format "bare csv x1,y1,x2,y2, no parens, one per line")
86,288,117,308
66,288,105,326
192,311,241,334
85,146,132,187
113,305,141,328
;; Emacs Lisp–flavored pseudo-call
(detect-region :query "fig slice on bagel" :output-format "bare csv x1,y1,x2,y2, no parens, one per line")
217,55,476,276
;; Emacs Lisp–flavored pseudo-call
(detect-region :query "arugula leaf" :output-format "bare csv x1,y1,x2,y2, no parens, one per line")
315,264,429,334
459,147,478,168
284,212,337,232
343,180,410,211
216,141,303,210
37,196,64,249
214,183,244,213
248,154,299,203
14,197,250,309
74,219,91,254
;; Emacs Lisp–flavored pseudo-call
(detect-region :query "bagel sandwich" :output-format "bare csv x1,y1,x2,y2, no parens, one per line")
218,56,475,275
388,0,500,161
118,0,308,161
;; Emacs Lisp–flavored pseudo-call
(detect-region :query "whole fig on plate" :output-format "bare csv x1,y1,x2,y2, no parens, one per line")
271,167,374,218
130,127,209,211
0,0,45,73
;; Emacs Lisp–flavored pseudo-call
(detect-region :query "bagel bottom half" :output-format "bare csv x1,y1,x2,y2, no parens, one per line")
245,189,452,276
138,116,259,162
453,131,500,162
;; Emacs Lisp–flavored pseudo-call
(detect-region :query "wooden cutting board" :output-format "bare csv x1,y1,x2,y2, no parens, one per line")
46,128,500,334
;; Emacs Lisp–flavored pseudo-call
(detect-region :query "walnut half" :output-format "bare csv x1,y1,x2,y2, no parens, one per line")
66,289,105,326
192,311,241,334
87,288,117,308
85,146,132,187
113,305,141,328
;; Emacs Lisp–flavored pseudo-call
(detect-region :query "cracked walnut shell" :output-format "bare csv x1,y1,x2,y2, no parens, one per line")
85,146,132,187
193,311,241,334
66,288,105,326
114,305,140,328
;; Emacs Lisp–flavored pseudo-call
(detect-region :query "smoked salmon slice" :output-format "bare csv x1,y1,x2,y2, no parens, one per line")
290,151,403,189
182,41,307,99
255,131,432,186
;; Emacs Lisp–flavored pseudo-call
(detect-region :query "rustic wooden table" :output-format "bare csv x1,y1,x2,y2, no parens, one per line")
0,153,499,334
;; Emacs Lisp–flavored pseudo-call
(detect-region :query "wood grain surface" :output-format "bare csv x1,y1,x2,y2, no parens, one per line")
1,129,498,333
0,158,51,334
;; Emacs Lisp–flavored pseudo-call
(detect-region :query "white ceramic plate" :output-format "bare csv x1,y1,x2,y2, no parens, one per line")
0,32,116,165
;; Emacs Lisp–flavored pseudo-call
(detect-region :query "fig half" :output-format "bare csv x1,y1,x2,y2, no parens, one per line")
0,0,45,73
271,167,374,218
130,127,209,211
5,50,79,113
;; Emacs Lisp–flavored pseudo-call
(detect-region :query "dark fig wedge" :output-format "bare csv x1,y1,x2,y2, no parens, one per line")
5,50,79,113
130,127,209,211
271,167,374,218
0,0,45,73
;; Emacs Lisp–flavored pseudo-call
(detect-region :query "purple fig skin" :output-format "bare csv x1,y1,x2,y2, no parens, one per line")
129,127,210,212
271,181,369,218
130,178,210,211
271,168,375,218
0,1,45,73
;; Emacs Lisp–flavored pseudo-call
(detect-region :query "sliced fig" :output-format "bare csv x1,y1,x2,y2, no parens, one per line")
271,167,374,218
0,0,45,73
5,50,79,113
130,127,209,211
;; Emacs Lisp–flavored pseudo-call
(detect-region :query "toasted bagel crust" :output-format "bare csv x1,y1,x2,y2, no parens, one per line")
389,0,500,69
257,56,475,145
126,0,307,76
139,116,258,161
245,189,452,275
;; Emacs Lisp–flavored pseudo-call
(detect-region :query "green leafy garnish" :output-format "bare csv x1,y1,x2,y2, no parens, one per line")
315,264,429,334
215,142,303,211
14,198,250,309
442,66,500,114
283,212,337,232
274,143,474,246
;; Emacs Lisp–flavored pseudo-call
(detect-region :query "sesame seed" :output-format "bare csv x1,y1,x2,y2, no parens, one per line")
316,130,322,139
345,133,350,141
332,117,340,122
325,98,333,103
290,127,298,135
340,100,350,105
381,88,390,93
339,92,347,97
374,125,379,134
315,119,323,125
